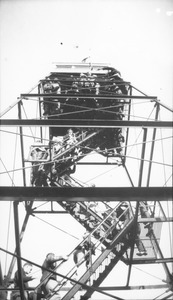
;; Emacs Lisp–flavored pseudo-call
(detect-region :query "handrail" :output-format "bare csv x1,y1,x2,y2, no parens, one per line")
60,216,135,300
46,204,133,298
52,130,100,161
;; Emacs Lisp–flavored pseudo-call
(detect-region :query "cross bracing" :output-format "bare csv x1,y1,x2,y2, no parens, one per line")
0,62,172,300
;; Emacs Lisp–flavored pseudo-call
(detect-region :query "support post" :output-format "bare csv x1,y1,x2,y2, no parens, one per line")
138,128,148,187
13,201,25,300
6,202,33,283
147,104,160,187
124,85,132,163
18,101,26,186
38,83,43,142
150,230,171,280
126,201,140,286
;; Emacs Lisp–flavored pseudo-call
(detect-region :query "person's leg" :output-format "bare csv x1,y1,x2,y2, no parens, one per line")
140,202,153,231
136,234,147,256
43,279,60,294
135,223,147,256
43,279,61,300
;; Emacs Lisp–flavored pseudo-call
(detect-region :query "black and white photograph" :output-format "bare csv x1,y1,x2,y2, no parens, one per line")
0,1,172,299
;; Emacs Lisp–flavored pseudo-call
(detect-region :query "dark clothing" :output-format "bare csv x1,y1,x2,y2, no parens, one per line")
14,269,33,289
135,223,146,252
12,269,33,300
0,285,7,300
116,203,129,222
73,246,85,267
40,254,66,297
129,223,146,253
73,242,95,269
41,258,57,284
83,240,95,268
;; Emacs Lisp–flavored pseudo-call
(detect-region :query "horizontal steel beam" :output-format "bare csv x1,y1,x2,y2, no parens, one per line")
0,284,169,291
99,284,169,290
33,210,68,214
127,257,173,265
24,160,121,165
40,79,131,84
0,119,172,128
20,93,157,100
0,187,171,202
0,247,115,299
138,217,173,223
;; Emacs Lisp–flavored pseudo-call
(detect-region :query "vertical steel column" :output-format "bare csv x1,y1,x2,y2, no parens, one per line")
124,85,132,164
127,129,147,285
138,128,148,187
38,83,43,142
150,230,171,279
48,129,52,184
6,202,33,283
0,261,3,285
123,86,134,187
126,201,140,286
18,101,26,186
146,104,160,187
13,201,25,300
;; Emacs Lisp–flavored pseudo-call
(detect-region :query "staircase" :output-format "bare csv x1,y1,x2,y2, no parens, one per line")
29,128,124,187
59,216,135,300
80,244,130,300
41,201,134,300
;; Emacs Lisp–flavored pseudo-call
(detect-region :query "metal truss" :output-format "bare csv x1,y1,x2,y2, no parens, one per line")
0,62,172,300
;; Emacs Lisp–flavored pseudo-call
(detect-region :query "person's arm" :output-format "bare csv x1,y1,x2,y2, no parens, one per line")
54,255,68,262
14,271,34,285
22,275,34,283
70,164,76,174
46,253,68,263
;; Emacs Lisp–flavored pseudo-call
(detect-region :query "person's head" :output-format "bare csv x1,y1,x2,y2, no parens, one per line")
83,231,89,240
46,253,55,261
120,202,128,210
67,129,73,135
72,83,78,90
23,263,33,275
35,139,41,144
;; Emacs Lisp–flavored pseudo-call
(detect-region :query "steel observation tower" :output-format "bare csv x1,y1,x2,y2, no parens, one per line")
0,61,172,300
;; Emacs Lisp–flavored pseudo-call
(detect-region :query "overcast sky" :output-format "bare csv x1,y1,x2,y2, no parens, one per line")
0,0,173,111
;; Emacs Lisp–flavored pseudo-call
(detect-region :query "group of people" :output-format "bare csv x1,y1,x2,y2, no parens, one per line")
8,200,153,300
41,67,128,121
10,254,68,300
30,129,80,187
29,126,125,187
10,263,37,300
61,199,153,257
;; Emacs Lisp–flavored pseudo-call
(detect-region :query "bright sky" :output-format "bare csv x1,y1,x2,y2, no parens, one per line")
0,0,173,299
0,0,173,111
